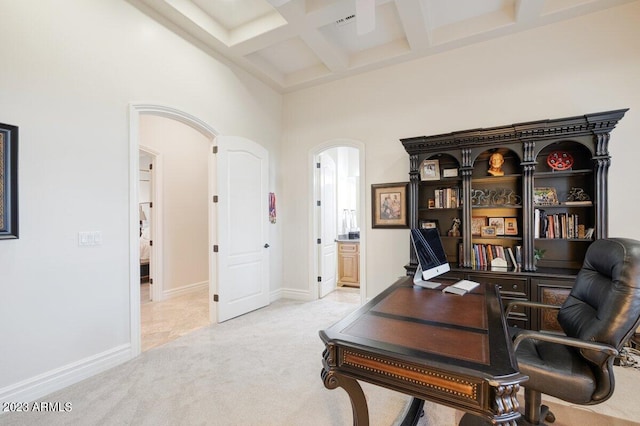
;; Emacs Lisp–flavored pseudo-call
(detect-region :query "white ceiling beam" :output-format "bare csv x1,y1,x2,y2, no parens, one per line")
395,0,431,51
164,0,229,43
515,0,545,23
299,29,350,72
227,1,304,56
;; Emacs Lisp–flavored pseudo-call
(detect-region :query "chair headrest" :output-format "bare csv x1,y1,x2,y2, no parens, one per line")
559,238,640,364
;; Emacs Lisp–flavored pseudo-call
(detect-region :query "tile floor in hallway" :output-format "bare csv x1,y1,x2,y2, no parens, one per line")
140,284,210,352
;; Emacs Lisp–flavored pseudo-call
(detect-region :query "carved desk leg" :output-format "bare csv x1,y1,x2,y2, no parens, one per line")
322,345,369,426
459,381,521,426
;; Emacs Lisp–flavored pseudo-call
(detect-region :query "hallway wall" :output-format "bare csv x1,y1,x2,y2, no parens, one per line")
140,115,209,295
0,0,282,401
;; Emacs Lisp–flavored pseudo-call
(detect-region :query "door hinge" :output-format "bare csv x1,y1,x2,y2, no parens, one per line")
317,200,321,207
150,278,153,284
213,245,219,252
212,146,218,154
316,162,321,168
213,294,219,302
317,276,322,282
149,163,153,170
149,240,153,246
149,202,153,208
213,195,218,203
317,238,321,244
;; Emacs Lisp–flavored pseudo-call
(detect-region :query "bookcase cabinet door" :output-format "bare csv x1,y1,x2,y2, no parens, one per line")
531,278,573,333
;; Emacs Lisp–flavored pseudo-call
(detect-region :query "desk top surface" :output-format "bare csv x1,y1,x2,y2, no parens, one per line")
320,276,519,379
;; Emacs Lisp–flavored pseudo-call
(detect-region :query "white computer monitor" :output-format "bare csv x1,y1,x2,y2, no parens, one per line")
410,228,450,288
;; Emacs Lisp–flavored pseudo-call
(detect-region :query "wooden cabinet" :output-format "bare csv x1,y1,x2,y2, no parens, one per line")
337,241,359,287
402,109,628,330
531,278,573,333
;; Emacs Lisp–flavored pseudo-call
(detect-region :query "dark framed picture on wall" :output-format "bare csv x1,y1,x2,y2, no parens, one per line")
0,122,18,240
371,182,408,228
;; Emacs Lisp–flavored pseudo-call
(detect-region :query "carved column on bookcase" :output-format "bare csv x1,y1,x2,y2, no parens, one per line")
522,141,536,272
593,132,611,239
460,148,473,268
408,153,420,266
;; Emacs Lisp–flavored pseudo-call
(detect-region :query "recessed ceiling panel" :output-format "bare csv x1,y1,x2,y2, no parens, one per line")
319,2,405,55
247,36,323,75
192,0,277,31
424,0,514,29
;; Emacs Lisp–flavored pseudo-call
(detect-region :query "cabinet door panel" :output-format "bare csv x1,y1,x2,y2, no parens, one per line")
532,279,573,332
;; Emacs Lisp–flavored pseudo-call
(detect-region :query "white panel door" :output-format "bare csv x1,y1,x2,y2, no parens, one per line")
319,155,337,298
215,136,269,322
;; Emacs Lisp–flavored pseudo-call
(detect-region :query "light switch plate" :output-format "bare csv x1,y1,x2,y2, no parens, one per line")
78,231,102,246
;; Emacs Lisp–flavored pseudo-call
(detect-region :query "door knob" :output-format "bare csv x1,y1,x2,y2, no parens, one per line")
264,243,270,248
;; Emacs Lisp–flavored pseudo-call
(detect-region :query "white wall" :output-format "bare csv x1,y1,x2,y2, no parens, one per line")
281,2,640,300
140,115,209,293
0,0,282,400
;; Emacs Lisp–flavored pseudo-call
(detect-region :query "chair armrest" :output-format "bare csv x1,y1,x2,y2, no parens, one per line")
512,330,619,357
505,300,561,317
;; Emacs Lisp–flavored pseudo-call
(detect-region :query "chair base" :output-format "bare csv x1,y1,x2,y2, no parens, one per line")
521,388,556,425
517,405,555,425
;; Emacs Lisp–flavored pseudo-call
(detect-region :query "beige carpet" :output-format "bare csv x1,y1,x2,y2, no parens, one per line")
1,297,639,426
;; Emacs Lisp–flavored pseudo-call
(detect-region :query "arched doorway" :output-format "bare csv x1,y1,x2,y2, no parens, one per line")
129,104,218,356
310,140,366,304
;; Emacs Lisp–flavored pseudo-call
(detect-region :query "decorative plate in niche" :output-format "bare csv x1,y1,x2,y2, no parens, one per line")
546,151,574,171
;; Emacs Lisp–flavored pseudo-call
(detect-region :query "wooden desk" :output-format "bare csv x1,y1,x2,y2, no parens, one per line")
319,276,527,425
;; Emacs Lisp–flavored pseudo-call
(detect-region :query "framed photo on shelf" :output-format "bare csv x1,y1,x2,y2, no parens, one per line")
371,182,408,228
419,219,439,230
420,159,440,181
480,226,497,238
0,122,18,240
471,216,486,236
504,217,518,235
442,168,458,178
533,187,559,205
488,217,505,235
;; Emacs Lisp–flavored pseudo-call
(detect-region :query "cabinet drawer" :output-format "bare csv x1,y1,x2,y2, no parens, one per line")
339,242,359,253
467,274,528,298
502,296,529,329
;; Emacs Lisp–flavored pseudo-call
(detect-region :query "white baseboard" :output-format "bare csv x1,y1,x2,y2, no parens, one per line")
0,344,131,405
279,287,313,301
270,288,283,302
162,281,208,300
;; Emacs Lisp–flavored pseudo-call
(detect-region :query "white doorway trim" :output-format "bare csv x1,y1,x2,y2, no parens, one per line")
309,140,366,304
129,103,219,357
138,146,161,302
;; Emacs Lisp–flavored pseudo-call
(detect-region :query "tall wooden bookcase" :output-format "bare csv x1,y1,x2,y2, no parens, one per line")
401,109,628,330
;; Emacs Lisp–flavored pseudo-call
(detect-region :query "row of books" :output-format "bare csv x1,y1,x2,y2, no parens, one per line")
534,209,592,239
431,187,461,209
460,243,522,271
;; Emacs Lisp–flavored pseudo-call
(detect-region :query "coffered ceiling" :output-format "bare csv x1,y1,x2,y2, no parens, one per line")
129,0,635,93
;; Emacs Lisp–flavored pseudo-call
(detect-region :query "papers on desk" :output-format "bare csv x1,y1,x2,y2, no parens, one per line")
442,280,480,296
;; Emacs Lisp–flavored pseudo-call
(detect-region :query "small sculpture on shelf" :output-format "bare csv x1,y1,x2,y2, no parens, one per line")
566,187,591,204
448,218,461,237
487,152,505,176
471,188,521,206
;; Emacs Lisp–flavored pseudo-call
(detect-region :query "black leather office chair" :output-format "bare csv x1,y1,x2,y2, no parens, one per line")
506,238,640,425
